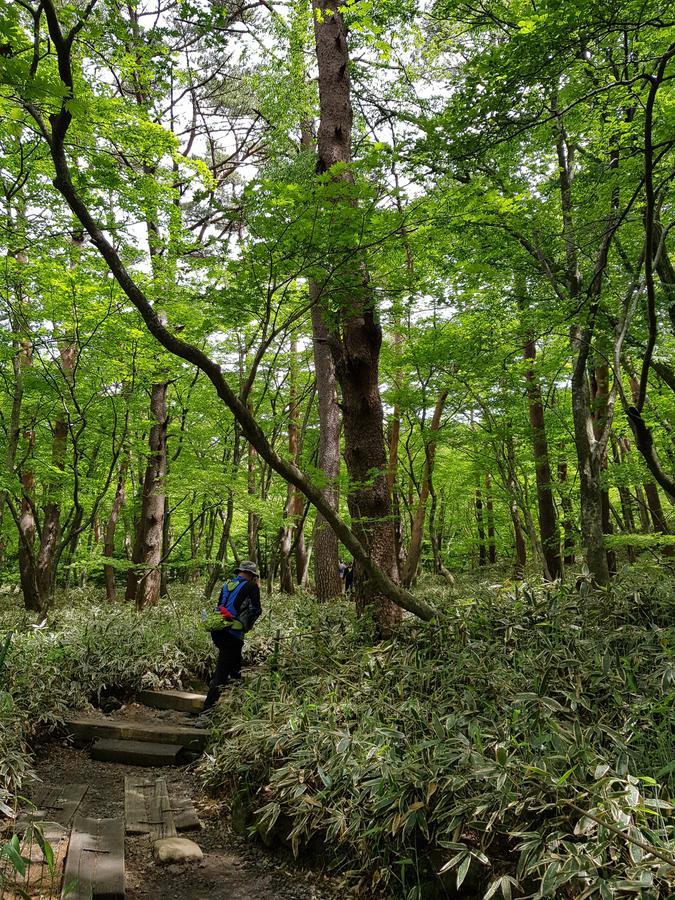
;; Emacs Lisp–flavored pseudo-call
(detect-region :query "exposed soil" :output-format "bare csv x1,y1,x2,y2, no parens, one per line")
27,700,344,900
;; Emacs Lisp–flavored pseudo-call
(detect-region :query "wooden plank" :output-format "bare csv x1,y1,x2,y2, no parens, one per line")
61,816,124,900
92,738,183,767
124,776,152,835
138,689,206,712
64,716,208,751
18,783,88,829
124,777,199,835
147,778,177,841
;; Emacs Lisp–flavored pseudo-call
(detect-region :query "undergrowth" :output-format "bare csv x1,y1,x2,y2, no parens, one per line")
0,565,673,898
0,584,212,817
200,563,675,899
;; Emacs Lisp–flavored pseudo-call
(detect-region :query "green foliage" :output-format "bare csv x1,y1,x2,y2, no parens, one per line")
0,586,213,814
202,571,675,897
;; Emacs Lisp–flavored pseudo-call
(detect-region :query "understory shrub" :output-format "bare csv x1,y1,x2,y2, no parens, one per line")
0,584,212,815
201,565,675,899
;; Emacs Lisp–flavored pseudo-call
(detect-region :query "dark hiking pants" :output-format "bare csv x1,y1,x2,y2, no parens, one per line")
203,630,243,710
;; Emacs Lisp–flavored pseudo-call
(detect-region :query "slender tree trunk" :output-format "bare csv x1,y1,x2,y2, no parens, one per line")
247,431,259,564
125,381,168,608
591,363,617,575
557,459,575,566
310,294,343,600
520,302,561,579
476,485,487,567
634,484,651,532
505,434,527,578
486,473,496,564
402,389,447,586
280,337,300,594
35,342,76,607
104,458,128,601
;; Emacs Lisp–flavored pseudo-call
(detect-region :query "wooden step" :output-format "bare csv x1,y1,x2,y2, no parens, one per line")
61,816,124,900
91,738,184,766
125,776,177,840
63,715,208,751
17,783,88,828
138,689,206,712
125,776,200,836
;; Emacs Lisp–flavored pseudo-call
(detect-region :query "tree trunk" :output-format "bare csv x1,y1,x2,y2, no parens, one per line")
557,459,575,566
486,473,497,564
644,482,674,557
313,0,401,634
505,434,526,578
125,381,168,608
35,342,76,607
104,459,128,601
476,485,487,567
402,389,447,586
280,336,300,594
247,432,259,564
591,363,617,575
310,293,343,600
521,314,561,580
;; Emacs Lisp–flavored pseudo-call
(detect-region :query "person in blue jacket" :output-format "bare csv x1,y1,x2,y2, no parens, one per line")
202,561,261,712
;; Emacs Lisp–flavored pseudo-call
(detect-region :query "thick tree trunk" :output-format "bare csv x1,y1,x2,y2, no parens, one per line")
313,0,401,633
126,381,168,608
522,322,561,580
402,389,447,586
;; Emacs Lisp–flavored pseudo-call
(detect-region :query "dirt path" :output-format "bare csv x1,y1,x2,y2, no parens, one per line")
29,702,342,900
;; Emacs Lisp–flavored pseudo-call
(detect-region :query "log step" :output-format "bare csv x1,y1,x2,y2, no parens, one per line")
64,715,208,751
61,816,125,900
138,689,206,712
92,739,185,766
125,776,200,835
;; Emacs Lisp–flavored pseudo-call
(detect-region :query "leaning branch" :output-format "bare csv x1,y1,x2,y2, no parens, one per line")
30,4,436,621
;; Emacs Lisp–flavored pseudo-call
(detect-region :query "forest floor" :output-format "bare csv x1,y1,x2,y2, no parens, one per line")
29,698,343,900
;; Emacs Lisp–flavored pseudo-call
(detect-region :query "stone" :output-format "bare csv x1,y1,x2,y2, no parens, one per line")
153,836,204,864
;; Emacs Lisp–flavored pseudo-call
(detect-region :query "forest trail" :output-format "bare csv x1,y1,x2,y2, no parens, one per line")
14,692,339,900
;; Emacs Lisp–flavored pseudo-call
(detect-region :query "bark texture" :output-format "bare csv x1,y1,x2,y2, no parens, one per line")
522,325,561,580
313,0,401,631
125,381,168,608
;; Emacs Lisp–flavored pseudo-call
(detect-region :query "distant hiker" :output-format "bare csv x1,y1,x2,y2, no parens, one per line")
338,559,346,587
344,561,354,594
202,561,261,712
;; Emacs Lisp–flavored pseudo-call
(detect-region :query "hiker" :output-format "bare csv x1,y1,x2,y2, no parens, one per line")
344,561,354,594
202,561,262,712
338,559,346,589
